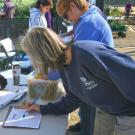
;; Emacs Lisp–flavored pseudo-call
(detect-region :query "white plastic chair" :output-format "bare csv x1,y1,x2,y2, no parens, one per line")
0,38,31,72
0,38,16,68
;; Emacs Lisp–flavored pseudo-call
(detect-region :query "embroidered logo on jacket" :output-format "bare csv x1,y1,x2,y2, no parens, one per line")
80,77,98,90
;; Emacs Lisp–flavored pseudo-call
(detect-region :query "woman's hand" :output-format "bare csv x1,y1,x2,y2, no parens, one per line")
21,101,40,112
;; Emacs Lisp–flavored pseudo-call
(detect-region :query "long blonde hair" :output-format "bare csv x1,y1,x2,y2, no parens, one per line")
22,27,67,74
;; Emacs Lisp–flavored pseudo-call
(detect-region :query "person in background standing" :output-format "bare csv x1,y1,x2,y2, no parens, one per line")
125,0,132,18
29,0,53,28
0,0,15,19
29,0,60,80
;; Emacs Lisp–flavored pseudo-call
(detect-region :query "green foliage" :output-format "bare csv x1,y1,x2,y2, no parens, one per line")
0,0,34,18
109,20,127,31
13,0,35,18
0,1,4,8
108,7,127,32
110,8,123,17
105,0,135,5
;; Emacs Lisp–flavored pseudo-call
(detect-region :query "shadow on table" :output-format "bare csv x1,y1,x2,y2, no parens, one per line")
66,131,80,135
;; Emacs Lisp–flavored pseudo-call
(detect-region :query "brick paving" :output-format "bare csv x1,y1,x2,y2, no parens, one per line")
115,27,135,59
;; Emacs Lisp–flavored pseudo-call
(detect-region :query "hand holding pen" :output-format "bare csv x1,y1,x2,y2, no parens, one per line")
21,98,40,112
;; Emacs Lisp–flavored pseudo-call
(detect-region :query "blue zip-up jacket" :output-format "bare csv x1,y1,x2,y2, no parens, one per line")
29,8,47,28
40,41,135,116
74,5,114,48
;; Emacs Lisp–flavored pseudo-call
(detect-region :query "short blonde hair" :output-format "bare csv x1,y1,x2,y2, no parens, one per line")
56,0,89,17
22,27,67,74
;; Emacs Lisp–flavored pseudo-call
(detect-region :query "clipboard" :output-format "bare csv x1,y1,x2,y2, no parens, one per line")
3,106,41,129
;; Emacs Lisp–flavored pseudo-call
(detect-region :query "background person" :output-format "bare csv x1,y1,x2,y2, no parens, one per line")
29,0,53,28
125,0,132,18
29,0,59,79
22,27,135,135
0,0,15,19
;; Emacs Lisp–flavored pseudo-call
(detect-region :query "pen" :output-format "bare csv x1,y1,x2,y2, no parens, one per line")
24,97,39,112
19,84,27,86
15,89,20,93
31,97,39,105
23,113,25,118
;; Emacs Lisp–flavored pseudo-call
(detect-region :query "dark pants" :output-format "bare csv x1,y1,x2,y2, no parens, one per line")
80,102,96,135
125,10,130,18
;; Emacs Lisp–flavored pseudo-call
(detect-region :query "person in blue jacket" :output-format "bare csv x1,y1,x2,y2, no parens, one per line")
56,0,114,48
56,0,114,133
22,27,135,135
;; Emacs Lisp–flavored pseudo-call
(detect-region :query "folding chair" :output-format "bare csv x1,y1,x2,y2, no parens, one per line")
0,38,16,69
0,37,32,73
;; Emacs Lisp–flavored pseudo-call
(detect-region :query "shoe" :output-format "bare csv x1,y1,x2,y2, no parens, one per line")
68,122,80,132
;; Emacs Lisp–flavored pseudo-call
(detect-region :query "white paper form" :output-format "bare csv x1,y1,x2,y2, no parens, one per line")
4,107,41,129
0,91,17,109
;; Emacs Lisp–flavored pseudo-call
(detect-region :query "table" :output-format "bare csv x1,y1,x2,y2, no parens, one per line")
0,70,68,135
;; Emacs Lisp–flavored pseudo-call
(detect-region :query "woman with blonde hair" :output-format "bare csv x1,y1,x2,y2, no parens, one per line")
22,27,135,135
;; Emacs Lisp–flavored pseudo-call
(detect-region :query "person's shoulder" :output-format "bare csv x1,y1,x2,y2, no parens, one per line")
78,13,94,28
74,40,105,52
30,8,40,15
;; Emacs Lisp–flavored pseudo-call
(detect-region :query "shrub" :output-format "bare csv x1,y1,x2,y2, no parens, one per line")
13,0,35,18
110,7,123,17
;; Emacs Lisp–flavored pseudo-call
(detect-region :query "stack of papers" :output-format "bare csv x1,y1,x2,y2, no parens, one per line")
0,90,27,109
0,91,17,109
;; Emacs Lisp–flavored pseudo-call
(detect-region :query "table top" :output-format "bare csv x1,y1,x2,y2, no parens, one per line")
0,70,68,135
